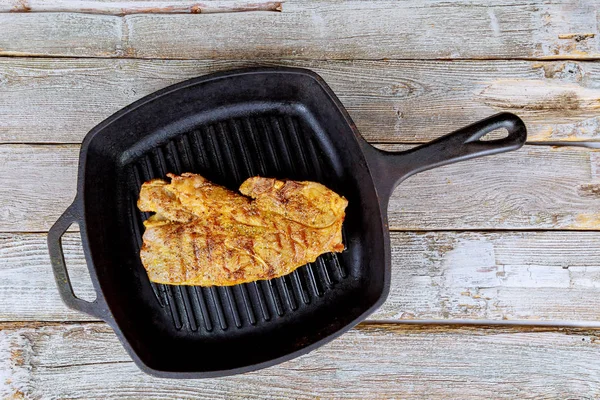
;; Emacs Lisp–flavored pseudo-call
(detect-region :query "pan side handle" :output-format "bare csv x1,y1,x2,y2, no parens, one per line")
361,112,527,202
48,201,110,321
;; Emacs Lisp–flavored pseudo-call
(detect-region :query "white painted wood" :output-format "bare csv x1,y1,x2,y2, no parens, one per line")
1,322,599,399
2,231,599,322
0,0,283,14
1,145,598,232
380,231,600,322
1,58,599,144
0,1,598,59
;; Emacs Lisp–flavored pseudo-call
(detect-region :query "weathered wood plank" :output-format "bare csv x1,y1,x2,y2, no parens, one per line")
0,13,123,58
1,322,599,399
0,0,283,14
1,58,600,144
381,144,600,231
0,145,79,232
0,1,598,59
0,233,97,322
2,231,599,322
381,231,600,322
1,144,598,232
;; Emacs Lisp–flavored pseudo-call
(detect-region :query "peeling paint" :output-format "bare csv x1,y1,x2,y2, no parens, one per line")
558,33,596,41
0,331,33,399
574,213,600,230
530,117,600,141
534,61,584,82
487,8,500,37
479,80,600,113
591,152,599,179
578,184,600,198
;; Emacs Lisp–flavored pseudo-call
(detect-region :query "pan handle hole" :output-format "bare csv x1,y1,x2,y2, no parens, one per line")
479,128,509,141
62,224,97,303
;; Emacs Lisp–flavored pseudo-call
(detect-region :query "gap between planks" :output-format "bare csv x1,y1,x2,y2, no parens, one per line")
2,142,599,149
1,54,600,62
2,320,600,334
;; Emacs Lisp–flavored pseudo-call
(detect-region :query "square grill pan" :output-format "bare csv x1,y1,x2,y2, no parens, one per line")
48,67,527,377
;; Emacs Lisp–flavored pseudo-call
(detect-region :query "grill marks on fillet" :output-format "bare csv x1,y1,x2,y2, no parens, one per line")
137,173,347,287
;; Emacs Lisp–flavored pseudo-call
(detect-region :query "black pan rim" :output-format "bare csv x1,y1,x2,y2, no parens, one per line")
71,66,391,378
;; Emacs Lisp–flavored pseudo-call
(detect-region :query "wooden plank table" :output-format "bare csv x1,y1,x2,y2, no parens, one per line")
1,0,599,398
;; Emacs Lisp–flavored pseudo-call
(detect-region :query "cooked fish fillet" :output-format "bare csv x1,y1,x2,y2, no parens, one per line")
137,172,347,286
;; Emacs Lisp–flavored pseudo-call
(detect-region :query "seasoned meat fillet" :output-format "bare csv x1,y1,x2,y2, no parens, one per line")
137,173,347,286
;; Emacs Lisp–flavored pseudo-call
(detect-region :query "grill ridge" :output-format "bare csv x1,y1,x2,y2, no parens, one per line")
153,147,188,331
208,286,228,330
272,117,311,305
131,164,165,307
213,121,258,326
218,286,242,328
287,118,330,297
204,124,252,328
241,117,285,317
226,119,271,324
187,128,232,330
193,286,214,332
163,284,184,330
303,134,348,281
279,115,322,301
244,116,291,315
128,114,350,333
181,286,199,331
260,117,298,312
137,158,174,308
231,118,299,312
164,144,204,332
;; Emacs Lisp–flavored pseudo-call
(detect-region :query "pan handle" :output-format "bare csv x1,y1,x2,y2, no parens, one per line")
48,202,110,321
362,112,527,201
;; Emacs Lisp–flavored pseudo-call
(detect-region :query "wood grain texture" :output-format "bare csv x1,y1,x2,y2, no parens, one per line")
0,12,123,58
1,58,600,144
1,144,598,232
381,144,600,231
3,231,599,322
1,322,599,399
0,0,283,14
381,231,600,322
0,145,78,232
0,0,598,59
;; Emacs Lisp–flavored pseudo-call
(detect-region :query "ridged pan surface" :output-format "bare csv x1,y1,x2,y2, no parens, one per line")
74,68,387,376
128,116,351,332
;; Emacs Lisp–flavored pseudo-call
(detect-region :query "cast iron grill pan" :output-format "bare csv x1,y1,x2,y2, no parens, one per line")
48,67,527,377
